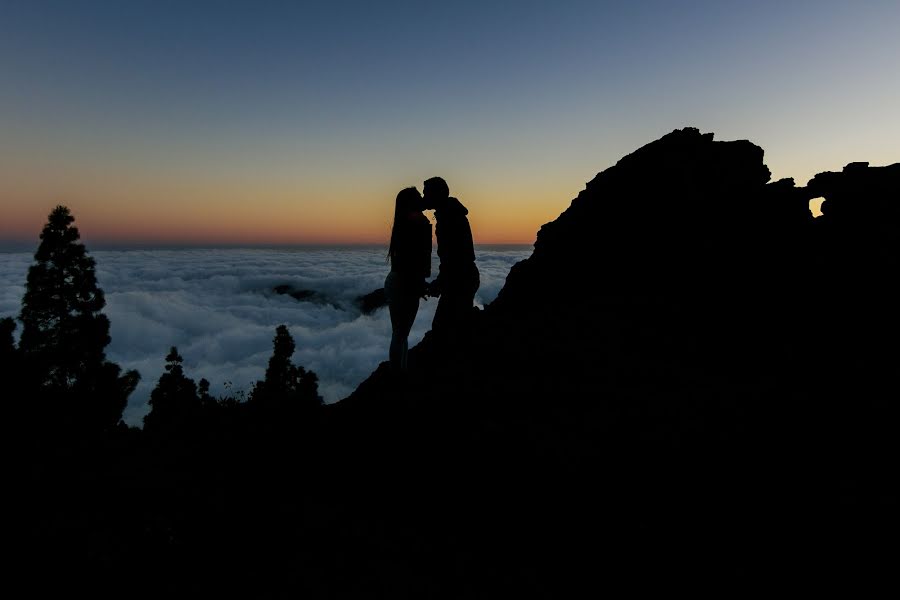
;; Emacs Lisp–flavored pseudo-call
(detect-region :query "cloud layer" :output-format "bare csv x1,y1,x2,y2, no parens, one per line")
1,245,531,425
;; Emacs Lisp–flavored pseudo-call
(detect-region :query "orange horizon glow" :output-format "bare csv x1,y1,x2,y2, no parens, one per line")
1,160,894,248
3,2,899,251
0,191,550,247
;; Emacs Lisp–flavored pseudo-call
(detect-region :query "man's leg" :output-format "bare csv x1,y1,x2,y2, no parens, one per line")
432,287,464,333
432,270,480,340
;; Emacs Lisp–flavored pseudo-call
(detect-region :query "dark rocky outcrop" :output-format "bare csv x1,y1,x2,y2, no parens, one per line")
354,287,387,315
334,127,900,592
272,284,331,305
272,284,388,315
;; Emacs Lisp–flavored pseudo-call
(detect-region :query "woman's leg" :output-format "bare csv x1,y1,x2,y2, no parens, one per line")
385,273,401,370
389,293,419,371
386,273,421,372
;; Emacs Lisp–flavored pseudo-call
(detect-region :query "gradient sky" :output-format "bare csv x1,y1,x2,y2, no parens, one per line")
2,0,898,246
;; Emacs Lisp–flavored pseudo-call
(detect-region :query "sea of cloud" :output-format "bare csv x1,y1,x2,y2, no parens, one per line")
0,245,531,425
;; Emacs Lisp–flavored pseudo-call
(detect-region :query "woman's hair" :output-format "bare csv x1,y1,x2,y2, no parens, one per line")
388,187,422,264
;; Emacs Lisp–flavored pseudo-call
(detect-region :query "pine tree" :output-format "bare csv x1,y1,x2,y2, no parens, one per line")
18,206,139,431
198,378,215,408
0,317,19,399
143,347,200,434
252,325,322,411
263,325,297,397
0,317,15,361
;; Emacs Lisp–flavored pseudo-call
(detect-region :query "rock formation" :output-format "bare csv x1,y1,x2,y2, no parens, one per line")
336,127,900,591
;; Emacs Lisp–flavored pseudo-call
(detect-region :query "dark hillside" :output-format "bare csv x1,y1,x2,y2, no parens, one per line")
336,127,899,592
14,129,898,596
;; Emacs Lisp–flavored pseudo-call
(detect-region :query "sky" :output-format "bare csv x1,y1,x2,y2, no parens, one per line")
1,0,899,246
0,246,532,424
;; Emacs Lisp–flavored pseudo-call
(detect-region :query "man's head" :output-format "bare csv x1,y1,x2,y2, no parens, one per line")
423,176,449,209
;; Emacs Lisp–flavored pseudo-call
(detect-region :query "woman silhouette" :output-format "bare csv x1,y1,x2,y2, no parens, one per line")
385,187,432,372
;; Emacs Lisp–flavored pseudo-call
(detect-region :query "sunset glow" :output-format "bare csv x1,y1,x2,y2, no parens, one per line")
2,1,899,246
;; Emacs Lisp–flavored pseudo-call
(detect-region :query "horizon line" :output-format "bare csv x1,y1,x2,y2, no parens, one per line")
0,240,535,252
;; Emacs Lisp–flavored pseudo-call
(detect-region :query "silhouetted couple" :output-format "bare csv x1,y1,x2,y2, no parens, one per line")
385,177,480,372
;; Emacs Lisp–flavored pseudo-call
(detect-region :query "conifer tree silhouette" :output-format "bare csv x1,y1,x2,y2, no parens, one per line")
0,318,20,411
0,317,15,362
17,206,138,432
198,377,216,408
252,325,322,411
143,346,200,434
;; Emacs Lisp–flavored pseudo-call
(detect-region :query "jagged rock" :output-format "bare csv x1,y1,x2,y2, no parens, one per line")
338,127,900,588
354,288,387,314
272,284,389,315
271,284,338,308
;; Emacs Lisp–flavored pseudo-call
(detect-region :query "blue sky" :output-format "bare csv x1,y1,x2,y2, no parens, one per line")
2,0,898,244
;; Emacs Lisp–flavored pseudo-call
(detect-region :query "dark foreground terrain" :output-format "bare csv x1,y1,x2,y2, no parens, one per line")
10,128,898,596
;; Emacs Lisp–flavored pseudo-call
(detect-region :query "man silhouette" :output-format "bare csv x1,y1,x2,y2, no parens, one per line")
423,176,480,334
